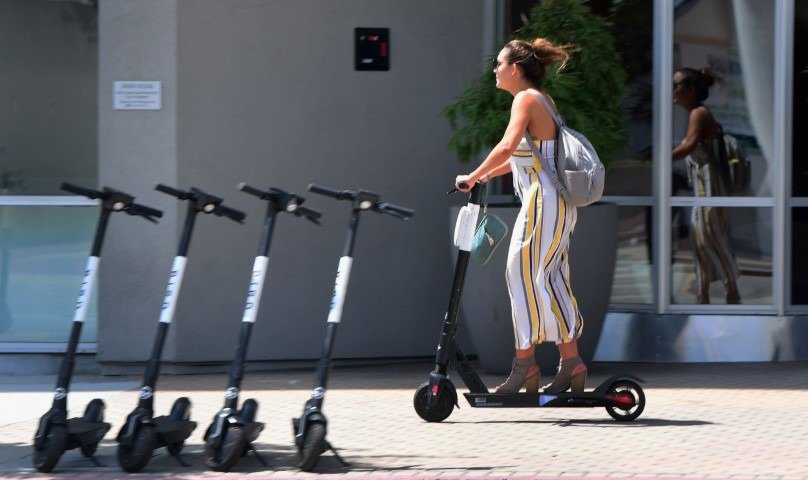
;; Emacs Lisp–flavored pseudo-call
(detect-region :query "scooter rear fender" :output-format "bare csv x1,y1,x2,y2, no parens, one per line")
592,374,646,395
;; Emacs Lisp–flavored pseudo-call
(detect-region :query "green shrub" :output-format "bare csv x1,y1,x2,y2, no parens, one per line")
444,0,628,165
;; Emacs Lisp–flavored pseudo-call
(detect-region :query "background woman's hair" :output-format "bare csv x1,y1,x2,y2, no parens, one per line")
504,38,570,87
676,67,719,102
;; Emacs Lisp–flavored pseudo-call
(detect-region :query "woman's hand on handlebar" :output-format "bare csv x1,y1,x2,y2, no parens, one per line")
455,172,492,193
455,174,473,193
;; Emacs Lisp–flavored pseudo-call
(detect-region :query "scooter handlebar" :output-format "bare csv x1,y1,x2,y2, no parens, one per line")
155,183,191,199
376,202,414,220
127,202,164,222
307,183,352,200
213,203,246,223
237,182,267,199
294,205,322,224
61,182,101,199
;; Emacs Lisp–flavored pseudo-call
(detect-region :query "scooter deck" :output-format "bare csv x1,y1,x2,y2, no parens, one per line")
463,391,631,409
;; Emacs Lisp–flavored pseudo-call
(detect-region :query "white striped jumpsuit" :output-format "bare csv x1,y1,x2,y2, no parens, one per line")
505,137,584,350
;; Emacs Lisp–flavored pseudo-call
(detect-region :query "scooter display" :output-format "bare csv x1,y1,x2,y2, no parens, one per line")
413,183,646,423
203,183,321,472
116,185,245,473
33,183,162,473
292,184,414,472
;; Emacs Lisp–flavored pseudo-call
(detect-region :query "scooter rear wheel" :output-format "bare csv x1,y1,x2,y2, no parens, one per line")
205,425,245,472
413,382,455,423
79,399,105,457
605,379,646,422
117,425,157,473
297,422,326,472
33,424,67,473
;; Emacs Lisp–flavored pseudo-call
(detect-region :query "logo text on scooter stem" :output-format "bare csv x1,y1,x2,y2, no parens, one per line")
73,256,99,323
159,256,187,323
242,256,268,323
327,256,353,323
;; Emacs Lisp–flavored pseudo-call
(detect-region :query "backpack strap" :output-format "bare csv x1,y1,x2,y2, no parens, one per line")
522,91,567,194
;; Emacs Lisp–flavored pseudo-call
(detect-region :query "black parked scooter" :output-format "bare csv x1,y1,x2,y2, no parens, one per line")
293,184,414,471
413,183,646,423
203,183,322,472
116,185,245,473
33,183,162,473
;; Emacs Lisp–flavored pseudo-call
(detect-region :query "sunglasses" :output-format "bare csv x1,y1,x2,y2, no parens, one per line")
492,59,503,69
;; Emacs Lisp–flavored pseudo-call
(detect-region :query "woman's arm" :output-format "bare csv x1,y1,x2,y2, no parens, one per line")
456,92,534,190
672,107,708,161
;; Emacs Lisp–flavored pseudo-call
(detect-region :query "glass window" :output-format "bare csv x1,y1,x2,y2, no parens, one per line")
0,206,97,342
670,207,772,305
794,0,808,196
672,0,774,198
791,209,808,305
0,0,98,195
603,0,654,197
0,1,99,348
610,206,653,304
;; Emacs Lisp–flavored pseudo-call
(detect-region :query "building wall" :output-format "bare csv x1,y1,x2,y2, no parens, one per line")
98,0,489,367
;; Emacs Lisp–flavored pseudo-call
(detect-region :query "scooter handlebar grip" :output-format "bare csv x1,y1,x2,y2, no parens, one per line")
129,203,164,219
214,203,246,223
155,183,189,199
61,182,101,199
378,202,414,220
238,182,267,198
307,183,350,200
295,205,322,223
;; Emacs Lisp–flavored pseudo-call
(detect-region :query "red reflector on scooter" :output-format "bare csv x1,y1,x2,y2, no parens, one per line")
605,393,635,409
431,385,439,395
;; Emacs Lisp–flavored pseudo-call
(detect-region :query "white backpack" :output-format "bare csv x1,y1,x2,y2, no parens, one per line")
523,91,605,207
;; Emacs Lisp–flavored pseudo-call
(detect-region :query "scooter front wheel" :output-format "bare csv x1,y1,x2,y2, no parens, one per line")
117,425,157,473
604,379,646,422
33,424,67,473
205,425,246,472
297,422,326,472
413,382,455,423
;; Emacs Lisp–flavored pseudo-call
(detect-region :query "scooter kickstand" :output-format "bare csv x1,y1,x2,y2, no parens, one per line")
248,443,270,467
171,452,191,467
88,456,103,468
326,441,351,467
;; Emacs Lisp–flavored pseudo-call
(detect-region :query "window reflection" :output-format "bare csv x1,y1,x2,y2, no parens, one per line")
793,1,808,196
0,206,97,342
610,206,653,304
673,0,773,198
671,207,771,305
0,0,98,195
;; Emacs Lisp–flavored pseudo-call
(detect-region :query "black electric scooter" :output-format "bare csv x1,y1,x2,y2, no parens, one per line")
116,185,245,473
33,183,162,473
413,183,646,423
203,183,322,472
293,184,414,472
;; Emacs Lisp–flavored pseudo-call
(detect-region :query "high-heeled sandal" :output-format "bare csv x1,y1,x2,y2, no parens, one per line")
495,357,541,394
541,356,587,393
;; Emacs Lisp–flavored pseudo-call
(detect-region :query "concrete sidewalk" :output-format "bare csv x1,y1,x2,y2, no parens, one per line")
0,361,806,479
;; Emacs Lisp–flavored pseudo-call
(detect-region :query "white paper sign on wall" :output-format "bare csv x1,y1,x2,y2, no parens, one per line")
114,81,161,110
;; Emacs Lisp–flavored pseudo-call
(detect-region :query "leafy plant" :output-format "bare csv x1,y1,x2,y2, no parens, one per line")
444,0,628,165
